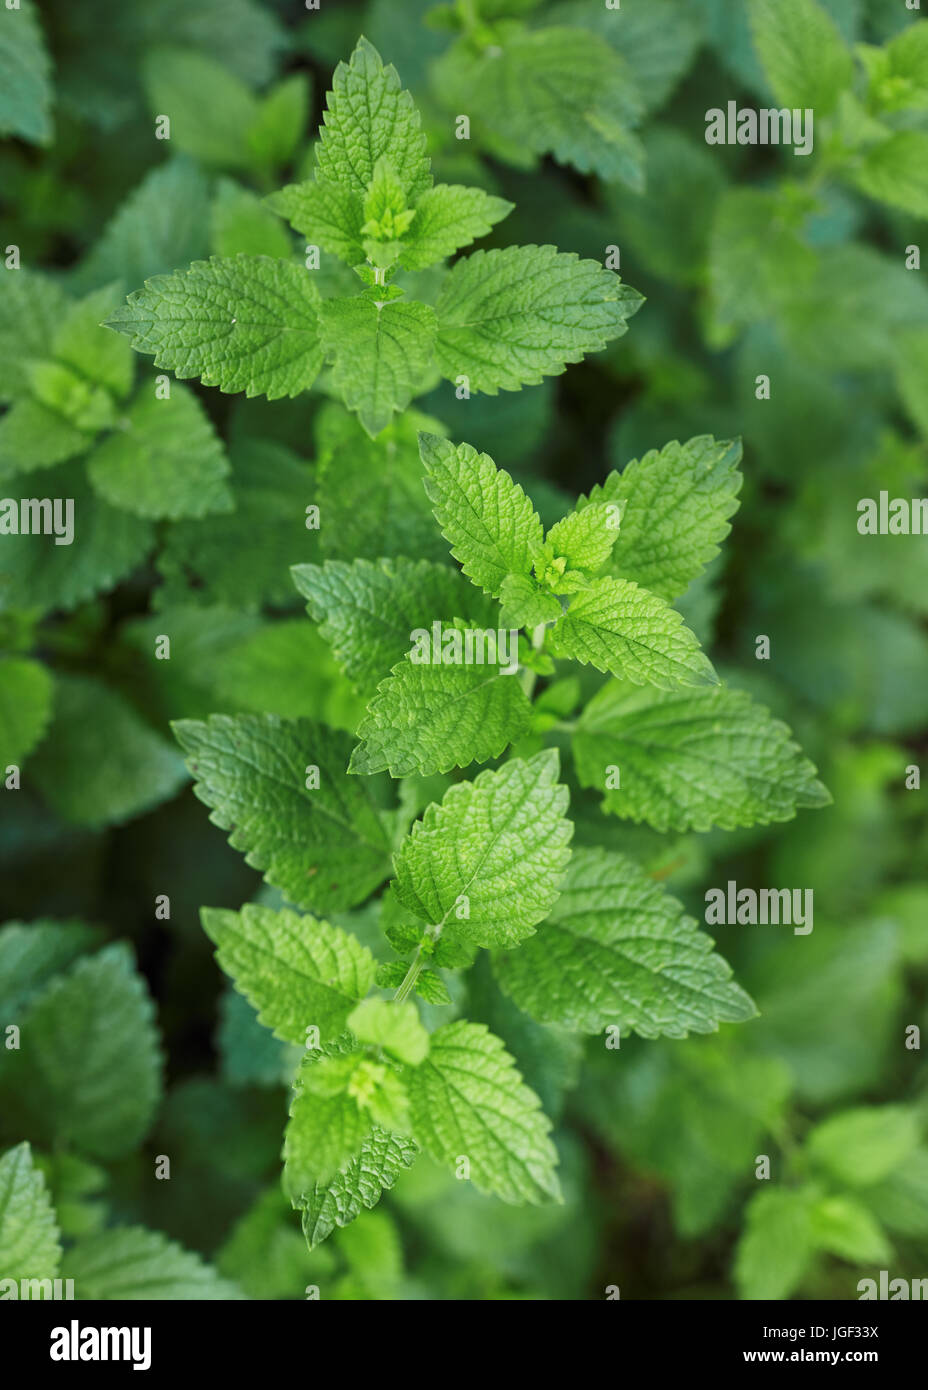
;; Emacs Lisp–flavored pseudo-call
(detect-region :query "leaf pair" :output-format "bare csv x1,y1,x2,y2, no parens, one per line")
105,39,642,435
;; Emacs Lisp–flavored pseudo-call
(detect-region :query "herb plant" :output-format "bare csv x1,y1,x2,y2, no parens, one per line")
2,0,927,1304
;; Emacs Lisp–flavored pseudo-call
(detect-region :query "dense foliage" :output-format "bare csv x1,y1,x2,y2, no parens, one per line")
1,0,927,1302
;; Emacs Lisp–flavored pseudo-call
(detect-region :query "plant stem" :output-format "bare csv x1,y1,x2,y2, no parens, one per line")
393,946,424,1003
519,622,548,701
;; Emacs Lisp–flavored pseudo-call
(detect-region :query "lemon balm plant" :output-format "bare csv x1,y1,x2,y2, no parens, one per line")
170,423,829,1244
106,38,830,1248
106,37,642,436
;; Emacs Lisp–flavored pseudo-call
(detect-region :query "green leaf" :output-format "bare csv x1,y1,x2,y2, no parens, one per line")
74,158,211,293
811,1195,891,1265
573,679,831,832
3,944,161,1159
498,574,563,630
312,408,448,566
52,285,135,402
0,1143,61,1283
0,657,53,766
347,998,430,1066
851,131,928,219
211,179,294,260
0,461,154,615
208,619,367,731
419,433,544,596
285,1053,405,1189
406,1020,561,1204
0,396,94,477
806,1106,921,1187
552,576,717,690
62,1226,244,1299
319,295,437,437
266,177,365,265
494,847,756,1039
316,37,431,201
87,383,232,520
202,904,377,1048
293,556,478,693
860,1149,928,1239
0,270,70,405
0,920,99,1016
748,0,853,114
577,437,743,600
349,650,533,778
173,713,395,913
435,27,643,187
298,1126,418,1249
30,675,186,828
247,72,311,173
400,184,513,271
0,0,52,145
435,245,642,394
142,47,258,168
546,502,619,576
157,438,316,611
735,1187,818,1300
106,255,324,400
216,988,299,1089
392,749,572,949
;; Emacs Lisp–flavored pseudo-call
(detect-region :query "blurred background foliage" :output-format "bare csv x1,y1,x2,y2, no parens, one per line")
1,0,927,1300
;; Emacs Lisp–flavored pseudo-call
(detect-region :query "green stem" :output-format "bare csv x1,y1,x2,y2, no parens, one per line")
519,622,548,701
393,947,424,1003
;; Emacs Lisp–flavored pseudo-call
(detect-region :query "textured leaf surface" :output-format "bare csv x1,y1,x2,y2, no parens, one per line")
407,1021,561,1203
578,436,743,600
350,651,532,778
285,1055,391,1189
0,657,53,766
174,714,394,912
552,576,717,689
436,27,643,187
202,904,377,1047
319,296,437,436
293,557,477,692
546,502,619,575
435,245,642,394
0,0,52,144
62,1226,244,1299
573,679,830,832
316,37,430,200
299,1127,417,1249
0,1143,60,1282
267,177,365,264
30,675,186,828
5,944,161,1159
393,750,572,949
87,383,232,520
495,848,756,1038
106,255,323,399
420,433,543,596
401,184,513,271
